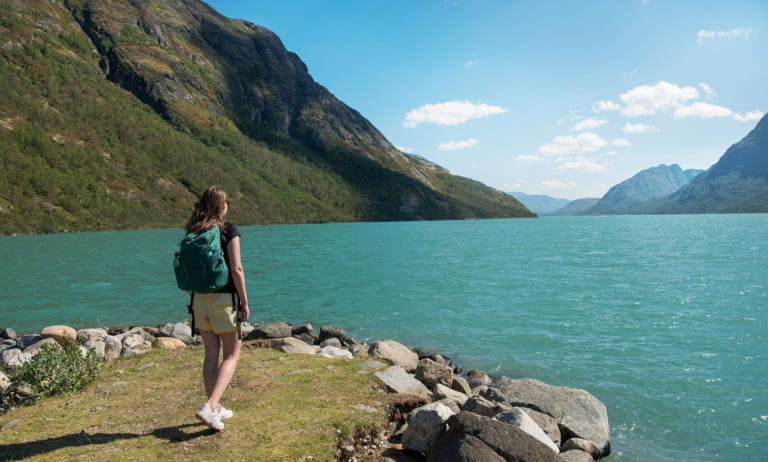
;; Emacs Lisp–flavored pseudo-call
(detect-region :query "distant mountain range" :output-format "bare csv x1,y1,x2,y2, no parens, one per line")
513,113,768,216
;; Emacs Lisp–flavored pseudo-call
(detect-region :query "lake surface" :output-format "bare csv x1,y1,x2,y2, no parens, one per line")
1,215,766,461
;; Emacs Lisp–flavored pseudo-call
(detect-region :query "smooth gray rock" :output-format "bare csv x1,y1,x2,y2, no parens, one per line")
276,337,318,355
434,383,469,407
77,328,108,344
494,407,559,453
427,411,561,462
524,407,562,447
563,438,600,458
249,322,292,339
317,345,353,359
497,377,610,456
369,340,419,372
559,449,595,462
374,366,431,395
104,335,122,360
1,348,31,370
23,338,61,356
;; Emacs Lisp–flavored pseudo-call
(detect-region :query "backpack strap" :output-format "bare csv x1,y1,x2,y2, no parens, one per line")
232,292,242,340
188,292,196,333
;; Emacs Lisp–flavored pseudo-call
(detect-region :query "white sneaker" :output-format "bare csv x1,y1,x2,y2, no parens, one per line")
195,403,224,431
218,405,233,420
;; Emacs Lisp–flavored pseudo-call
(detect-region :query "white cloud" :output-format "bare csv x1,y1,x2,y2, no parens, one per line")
623,122,658,133
464,59,479,68
516,154,542,161
674,102,733,119
395,145,414,154
699,83,716,100
438,138,478,151
404,100,508,127
733,111,764,122
543,180,580,189
620,81,700,117
611,138,631,147
539,132,608,156
573,118,608,131
592,100,621,112
697,28,753,43
557,156,607,172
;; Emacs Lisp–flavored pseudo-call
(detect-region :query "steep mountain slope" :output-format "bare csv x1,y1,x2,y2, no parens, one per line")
0,0,532,234
652,114,768,213
584,164,703,215
554,198,600,216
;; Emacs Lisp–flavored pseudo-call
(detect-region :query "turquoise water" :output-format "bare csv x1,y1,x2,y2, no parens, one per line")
0,215,766,461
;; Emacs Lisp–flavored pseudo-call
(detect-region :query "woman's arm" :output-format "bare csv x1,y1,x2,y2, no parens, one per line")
226,236,249,321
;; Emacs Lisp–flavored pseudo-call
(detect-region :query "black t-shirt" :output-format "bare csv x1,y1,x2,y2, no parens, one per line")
217,222,240,293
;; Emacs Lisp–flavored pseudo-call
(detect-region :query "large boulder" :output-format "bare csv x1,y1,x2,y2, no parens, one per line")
319,325,355,346
157,322,194,344
104,335,122,360
497,377,610,456
415,358,453,388
401,402,457,453
40,325,77,346
77,328,108,344
374,366,431,395
427,411,561,462
434,383,469,407
24,338,62,356
248,322,292,340
153,337,187,351
461,394,511,417
0,328,18,340
369,340,419,372
495,407,559,454
317,345,353,359
275,337,318,355
1,348,31,371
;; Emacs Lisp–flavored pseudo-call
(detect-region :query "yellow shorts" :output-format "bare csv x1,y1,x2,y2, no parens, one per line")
192,292,238,334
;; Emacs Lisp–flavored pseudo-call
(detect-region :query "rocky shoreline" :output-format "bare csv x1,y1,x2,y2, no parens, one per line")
0,322,610,461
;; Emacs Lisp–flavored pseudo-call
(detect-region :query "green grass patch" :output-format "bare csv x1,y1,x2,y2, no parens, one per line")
0,344,390,461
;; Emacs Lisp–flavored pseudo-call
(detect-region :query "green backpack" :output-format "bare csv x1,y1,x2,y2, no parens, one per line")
173,225,229,293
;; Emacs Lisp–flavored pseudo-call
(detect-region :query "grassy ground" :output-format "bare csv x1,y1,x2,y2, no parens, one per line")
0,343,393,461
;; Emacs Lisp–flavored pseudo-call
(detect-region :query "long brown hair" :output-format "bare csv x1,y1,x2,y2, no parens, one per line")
184,186,228,233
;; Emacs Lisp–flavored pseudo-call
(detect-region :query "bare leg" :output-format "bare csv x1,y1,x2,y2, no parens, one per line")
199,329,222,398
201,330,241,412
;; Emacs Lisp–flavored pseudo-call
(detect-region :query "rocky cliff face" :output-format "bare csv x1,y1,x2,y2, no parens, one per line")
69,0,429,175
654,114,768,213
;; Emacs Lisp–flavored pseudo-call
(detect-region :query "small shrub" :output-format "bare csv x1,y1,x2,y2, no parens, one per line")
11,341,105,396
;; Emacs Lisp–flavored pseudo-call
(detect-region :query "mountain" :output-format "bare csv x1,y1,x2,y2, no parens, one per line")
555,198,600,216
651,114,768,214
510,192,570,215
584,164,703,215
0,0,532,234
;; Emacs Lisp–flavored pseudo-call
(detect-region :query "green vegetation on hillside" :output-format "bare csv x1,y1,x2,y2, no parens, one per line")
0,0,533,235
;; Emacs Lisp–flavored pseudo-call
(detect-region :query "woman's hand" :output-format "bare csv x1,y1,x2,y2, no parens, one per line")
239,301,250,322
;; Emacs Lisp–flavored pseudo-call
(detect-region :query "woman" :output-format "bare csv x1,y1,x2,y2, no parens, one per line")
184,186,249,431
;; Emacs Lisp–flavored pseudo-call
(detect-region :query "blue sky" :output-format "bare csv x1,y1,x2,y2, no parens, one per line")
206,0,767,200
